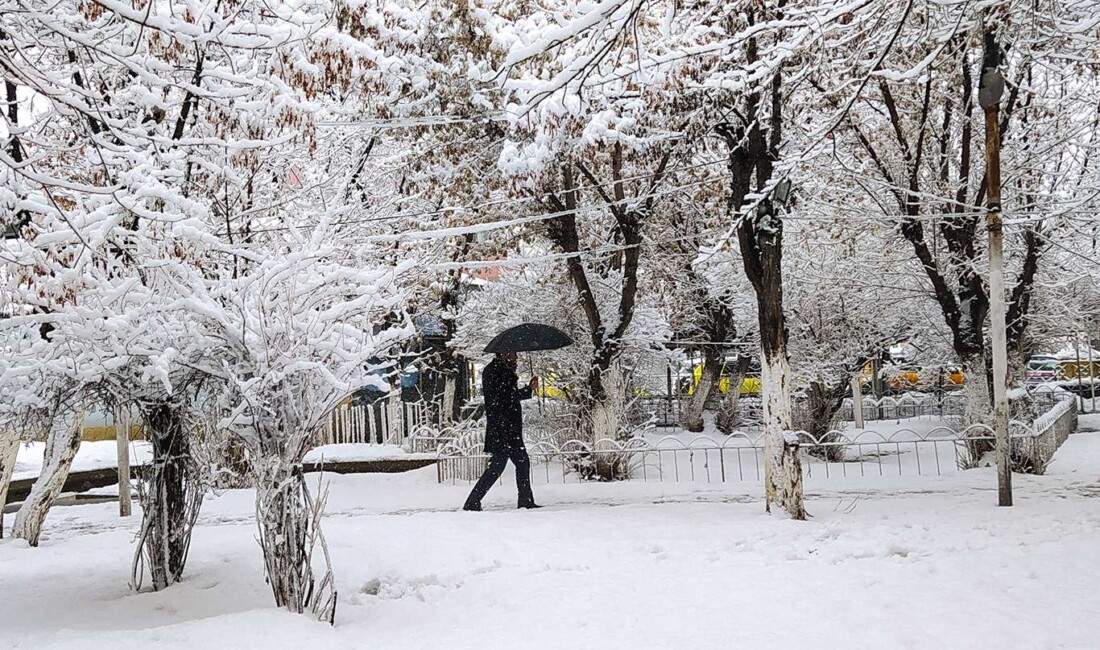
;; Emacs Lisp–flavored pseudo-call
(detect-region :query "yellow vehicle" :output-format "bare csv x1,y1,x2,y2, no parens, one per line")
688,362,762,396
535,371,573,400
534,372,654,399
861,364,964,393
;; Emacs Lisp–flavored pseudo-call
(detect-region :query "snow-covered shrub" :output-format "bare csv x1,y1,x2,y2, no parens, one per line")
207,239,412,621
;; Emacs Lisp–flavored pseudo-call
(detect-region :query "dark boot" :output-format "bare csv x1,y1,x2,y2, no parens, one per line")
463,453,508,512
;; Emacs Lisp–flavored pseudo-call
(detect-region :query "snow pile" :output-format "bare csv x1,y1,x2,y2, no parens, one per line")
13,441,152,482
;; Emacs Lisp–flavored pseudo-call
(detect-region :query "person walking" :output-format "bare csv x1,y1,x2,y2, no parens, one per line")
463,352,541,510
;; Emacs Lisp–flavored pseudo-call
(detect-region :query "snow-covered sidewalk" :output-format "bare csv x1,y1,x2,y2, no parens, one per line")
2,434,1099,649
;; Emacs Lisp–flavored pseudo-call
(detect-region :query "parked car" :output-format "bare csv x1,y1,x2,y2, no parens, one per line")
534,371,654,399
861,364,964,393
1026,359,1061,385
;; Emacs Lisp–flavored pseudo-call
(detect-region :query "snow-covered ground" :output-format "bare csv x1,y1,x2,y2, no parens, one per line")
2,431,1099,649
303,444,437,463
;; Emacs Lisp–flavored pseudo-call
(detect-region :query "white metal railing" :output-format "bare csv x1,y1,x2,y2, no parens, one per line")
1017,398,1077,473
436,418,1071,485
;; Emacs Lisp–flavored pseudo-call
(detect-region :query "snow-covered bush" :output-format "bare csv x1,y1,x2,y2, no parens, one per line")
202,237,412,621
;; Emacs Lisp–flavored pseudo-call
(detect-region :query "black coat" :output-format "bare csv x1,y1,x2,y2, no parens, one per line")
482,358,532,454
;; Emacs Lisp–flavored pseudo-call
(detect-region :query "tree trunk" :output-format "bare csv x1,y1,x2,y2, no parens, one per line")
960,352,995,467
11,411,82,546
0,437,20,537
759,351,805,518
570,359,633,482
589,360,627,446
740,205,806,519
797,378,849,462
962,352,993,426
681,347,721,432
133,404,203,591
716,355,750,434
442,375,457,426
255,465,337,623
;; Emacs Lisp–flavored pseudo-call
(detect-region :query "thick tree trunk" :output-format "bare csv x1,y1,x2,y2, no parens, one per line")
960,352,995,467
741,208,806,519
681,347,721,433
255,465,337,623
12,411,82,546
716,355,750,434
797,378,850,462
589,360,627,446
133,404,202,591
962,352,993,426
0,437,20,536
760,353,805,518
571,359,632,481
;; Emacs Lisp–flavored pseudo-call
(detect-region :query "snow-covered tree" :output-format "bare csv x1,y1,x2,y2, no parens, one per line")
199,234,411,621
0,0,414,596
824,2,1100,424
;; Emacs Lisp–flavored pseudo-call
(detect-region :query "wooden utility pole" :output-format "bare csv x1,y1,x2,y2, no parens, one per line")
1089,340,1096,412
870,357,884,420
979,30,1012,507
116,407,132,517
851,375,865,429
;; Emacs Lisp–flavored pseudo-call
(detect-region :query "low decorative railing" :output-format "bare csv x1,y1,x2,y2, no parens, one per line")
436,420,1047,485
838,389,1071,423
1014,398,1077,474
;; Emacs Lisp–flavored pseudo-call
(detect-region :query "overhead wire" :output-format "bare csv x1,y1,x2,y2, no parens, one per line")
216,160,1100,244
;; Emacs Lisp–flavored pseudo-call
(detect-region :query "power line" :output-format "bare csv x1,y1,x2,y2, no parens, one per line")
216,157,734,238
1030,228,1100,269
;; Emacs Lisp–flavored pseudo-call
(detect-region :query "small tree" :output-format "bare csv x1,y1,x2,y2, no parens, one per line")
206,236,412,621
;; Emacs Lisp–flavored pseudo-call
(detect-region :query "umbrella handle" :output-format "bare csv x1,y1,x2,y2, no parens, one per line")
529,355,543,414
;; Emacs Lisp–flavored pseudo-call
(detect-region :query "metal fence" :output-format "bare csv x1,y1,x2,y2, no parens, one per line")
437,422,1046,485
1020,398,1078,473
437,391,1080,485
837,390,1071,422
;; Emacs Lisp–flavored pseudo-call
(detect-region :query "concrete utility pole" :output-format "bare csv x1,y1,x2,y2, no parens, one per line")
979,30,1012,507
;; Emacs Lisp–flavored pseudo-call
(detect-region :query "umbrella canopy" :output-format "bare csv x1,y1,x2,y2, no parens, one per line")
484,323,574,354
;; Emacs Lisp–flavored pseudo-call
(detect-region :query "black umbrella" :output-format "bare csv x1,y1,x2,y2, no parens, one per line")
484,323,573,353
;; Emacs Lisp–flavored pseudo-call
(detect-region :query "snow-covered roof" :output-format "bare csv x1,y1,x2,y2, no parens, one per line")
1048,344,1100,361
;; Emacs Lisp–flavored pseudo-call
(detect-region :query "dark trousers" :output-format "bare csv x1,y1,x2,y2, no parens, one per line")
464,447,536,508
